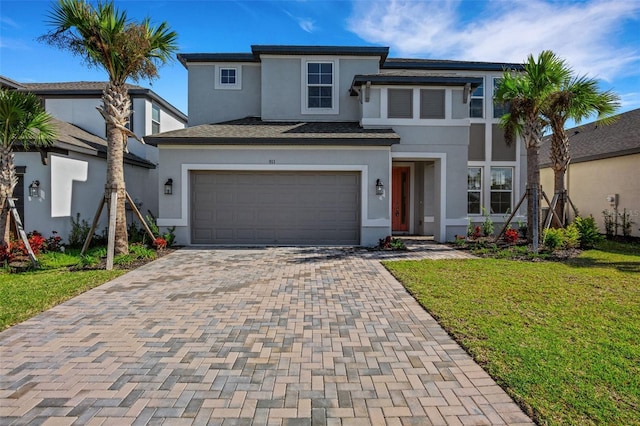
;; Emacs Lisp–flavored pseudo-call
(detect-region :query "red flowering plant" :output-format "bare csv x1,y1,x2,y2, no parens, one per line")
504,228,519,245
472,226,482,240
20,231,47,255
0,242,15,263
153,237,167,250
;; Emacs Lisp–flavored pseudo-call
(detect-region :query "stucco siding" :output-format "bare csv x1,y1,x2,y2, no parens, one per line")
45,98,104,138
15,152,157,244
187,64,261,126
260,57,378,121
541,153,640,237
157,146,392,246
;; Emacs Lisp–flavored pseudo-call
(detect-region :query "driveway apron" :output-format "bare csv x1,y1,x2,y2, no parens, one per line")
1,244,533,425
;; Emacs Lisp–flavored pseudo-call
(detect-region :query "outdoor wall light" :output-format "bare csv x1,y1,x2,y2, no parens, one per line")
375,179,384,196
164,178,173,195
29,180,40,197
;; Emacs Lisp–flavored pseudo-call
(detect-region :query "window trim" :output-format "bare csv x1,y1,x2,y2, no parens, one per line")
469,78,484,119
301,58,339,115
214,65,242,90
490,166,513,214
151,103,161,135
493,77,508,119
467,167,483,215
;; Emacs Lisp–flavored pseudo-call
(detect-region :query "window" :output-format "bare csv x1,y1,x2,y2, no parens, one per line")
420,89,445,119
215,66,242,90
468,167,482,215
470,80,484,118
151,104,160,134
490,167,513,214
307,62,333,109
493,77,508,118
388,89,413,118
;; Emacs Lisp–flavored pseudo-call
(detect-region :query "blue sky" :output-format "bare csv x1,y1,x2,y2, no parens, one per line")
1,0,639,118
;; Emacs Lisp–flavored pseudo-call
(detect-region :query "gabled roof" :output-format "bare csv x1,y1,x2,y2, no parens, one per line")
539,108,640,166
0,75,25,90
17,118,155,169
145,117,399,146
19,81,187,122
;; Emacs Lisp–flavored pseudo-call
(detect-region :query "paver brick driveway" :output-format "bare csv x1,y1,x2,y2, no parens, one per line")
1,244,533,425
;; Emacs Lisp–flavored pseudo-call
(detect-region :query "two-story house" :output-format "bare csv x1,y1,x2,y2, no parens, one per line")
6,79,187,241
146,45,525,246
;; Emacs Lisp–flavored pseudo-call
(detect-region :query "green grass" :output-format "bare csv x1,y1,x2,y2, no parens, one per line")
0,244,158,330
0,268,124,330
384,241,640,426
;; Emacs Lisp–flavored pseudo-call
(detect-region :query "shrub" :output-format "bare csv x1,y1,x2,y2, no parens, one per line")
543,228,565,251
503,228,519,244
563,223,580,249
21,231,46,255
481,208,494,237
573,216,602,248
68,213,91,248
44,231,64,252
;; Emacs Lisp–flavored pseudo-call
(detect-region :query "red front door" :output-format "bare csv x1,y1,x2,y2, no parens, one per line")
392,166,410,232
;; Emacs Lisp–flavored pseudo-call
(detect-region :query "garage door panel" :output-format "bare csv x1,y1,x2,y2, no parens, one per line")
191,171,360,245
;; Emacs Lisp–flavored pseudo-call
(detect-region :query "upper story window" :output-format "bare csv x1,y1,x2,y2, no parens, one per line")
214,65,242,90
388,89,413,118
302,60,338,114
151,103,160,134
307,62,333,109
420,89,445,119
493,77,509,119
220,68,236,85
470,80,484,118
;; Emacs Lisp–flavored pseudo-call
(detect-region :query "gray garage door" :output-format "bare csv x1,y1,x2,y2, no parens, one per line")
191,171,360,245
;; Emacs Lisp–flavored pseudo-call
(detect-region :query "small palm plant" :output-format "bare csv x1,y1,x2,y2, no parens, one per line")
0,89,57,244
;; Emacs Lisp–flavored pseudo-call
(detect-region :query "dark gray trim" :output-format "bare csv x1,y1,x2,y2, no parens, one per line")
352,75,483,87
177,53,259,67
16,166,26,174
540,148,640,168
252,45,389,64
383,59,523,72
20,86,187,122
149,137,399,146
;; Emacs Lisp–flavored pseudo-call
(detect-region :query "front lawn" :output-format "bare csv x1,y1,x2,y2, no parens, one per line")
384,242,640,425
0,245,161,330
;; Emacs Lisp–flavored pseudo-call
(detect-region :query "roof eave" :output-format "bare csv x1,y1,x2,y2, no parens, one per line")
147,137,399,147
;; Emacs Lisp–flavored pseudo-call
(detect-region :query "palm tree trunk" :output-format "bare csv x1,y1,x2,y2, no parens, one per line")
102,83,129,256
550,126,570,226
526,145,541,243
0,145,17,245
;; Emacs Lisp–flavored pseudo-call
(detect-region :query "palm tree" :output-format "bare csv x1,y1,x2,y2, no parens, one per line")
543,76,619,223
40,0,177,255
0,89,57,244
494,51,572,243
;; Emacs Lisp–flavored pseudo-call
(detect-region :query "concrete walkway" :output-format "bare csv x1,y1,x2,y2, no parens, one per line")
1,243,533,425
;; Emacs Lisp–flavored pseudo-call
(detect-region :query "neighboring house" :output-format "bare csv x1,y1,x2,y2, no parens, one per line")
146,45,525,246
540,108,640,237
3,78,187,242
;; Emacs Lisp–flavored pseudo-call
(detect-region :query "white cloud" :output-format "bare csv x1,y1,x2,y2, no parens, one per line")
298,18,315,33
348,0,640,81
283,9,316,33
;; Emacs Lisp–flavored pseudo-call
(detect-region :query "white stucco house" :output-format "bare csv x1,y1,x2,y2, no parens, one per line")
146,45,526,246
3,78,187,241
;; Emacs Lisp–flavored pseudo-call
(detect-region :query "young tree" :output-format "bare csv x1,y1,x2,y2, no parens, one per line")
40,0,177,255
494,51,571,243
0,89,57,244
543,75,619,222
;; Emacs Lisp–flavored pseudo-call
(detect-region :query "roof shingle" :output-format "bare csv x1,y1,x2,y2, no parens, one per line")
145,117,400,146
540,108,640,166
